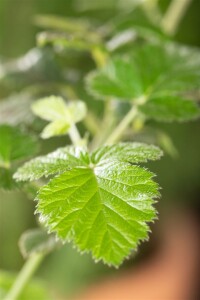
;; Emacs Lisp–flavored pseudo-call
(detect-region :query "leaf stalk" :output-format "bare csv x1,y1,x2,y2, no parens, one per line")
3,253,44,300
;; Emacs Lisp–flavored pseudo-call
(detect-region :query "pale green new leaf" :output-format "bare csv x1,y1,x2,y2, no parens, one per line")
15,143,163,266
41,120,70,139
31,97,87,138
14,146,88,181
31,96,68,121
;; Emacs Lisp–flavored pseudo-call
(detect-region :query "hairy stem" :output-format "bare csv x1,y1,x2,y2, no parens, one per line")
3,253,44,300
161,0,193,36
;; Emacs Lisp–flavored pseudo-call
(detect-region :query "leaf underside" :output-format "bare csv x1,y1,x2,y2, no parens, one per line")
15,143,162,266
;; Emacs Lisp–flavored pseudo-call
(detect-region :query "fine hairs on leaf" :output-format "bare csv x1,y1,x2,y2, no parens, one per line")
15,143,163,266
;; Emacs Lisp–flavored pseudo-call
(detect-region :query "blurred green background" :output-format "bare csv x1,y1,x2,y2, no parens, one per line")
0,0,200,298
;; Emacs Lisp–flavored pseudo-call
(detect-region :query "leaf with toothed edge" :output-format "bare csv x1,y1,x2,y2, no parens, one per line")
13,146,89,182
14,143,162,266
86,44,200,122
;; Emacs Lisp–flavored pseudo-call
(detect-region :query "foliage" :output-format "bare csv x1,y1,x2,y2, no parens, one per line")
0,125,38,190
31,97,87,139
1,0,200,297
87,44,200,122
15,143,162,266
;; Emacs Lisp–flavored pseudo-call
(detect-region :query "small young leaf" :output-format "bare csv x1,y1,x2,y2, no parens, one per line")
15,143,162,266
0,125,38,168
19,229,57,259
31,97,87,139
31,96,68,122
40,120,70,139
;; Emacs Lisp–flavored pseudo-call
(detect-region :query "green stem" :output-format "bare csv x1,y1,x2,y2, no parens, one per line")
68,124,82,146
91,46,107,68
105,104,138,144
161,0,193,36
141,0,162,26
4,253,44,300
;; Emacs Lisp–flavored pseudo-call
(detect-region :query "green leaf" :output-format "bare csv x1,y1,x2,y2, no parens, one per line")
19,229,57,259
40,120,70,139
86,57,143,100
0,167,22,190
15,143,162,266
32,96,69,121
86,44,200,122
140,96,200,122
14,146,88,181
0,125,38,168
31,97,87,139
0,271,51,300
91,143,163,164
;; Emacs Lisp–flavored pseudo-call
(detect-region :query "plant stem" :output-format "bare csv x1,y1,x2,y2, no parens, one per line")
68,124,82,146
142,0,162,26
105,105,138,144
161,0,193,36
91,46,107,68
4,253,44,300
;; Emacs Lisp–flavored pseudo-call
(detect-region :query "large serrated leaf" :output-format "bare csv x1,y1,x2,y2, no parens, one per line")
15,143,162,266
37,161,158,266
86,44,200,122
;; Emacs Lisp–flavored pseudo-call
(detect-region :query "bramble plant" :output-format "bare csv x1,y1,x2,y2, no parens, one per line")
0,0,200,299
